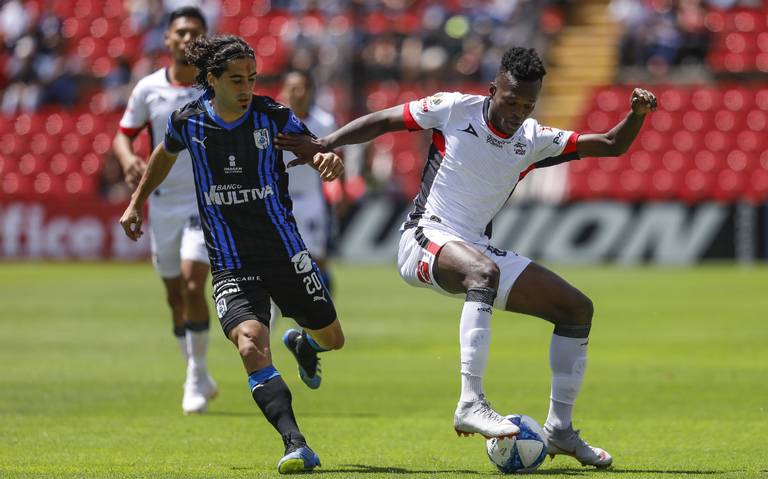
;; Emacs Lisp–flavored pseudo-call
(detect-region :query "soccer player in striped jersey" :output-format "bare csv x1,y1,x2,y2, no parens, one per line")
119,35,346,474
112,7,216,416
276,46,657,469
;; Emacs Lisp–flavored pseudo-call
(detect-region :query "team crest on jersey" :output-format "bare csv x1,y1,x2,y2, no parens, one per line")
513,141,527,155
253,128,271,149
291,250,314,274
216,297,227,318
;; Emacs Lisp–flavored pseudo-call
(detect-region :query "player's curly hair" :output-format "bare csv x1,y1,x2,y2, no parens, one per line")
185,35,255,97
499,47,546,82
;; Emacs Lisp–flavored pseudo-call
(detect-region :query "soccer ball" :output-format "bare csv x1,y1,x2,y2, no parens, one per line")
486,415,548,473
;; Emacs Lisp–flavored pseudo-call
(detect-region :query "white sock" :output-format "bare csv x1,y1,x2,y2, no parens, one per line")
186,327,210,377
459,287,496,403
546,327,590,429
175,335,189,362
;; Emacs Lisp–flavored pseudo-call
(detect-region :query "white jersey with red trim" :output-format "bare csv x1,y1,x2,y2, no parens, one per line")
119,68,202,211
402,91,579,243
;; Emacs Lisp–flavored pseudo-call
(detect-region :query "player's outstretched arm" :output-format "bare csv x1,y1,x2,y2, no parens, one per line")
119,143,178,241
113,131,147,189
275,104,407,159
576,88,657,158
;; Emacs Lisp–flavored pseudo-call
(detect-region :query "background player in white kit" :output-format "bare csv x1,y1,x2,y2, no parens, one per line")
279,70,336,293
277,46,657,469
112,7,217,415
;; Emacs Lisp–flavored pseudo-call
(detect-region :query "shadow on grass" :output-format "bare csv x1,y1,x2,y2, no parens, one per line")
530,468,739,476
315,464,489,474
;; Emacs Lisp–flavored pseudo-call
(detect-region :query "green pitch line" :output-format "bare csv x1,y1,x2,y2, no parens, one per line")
0,263,766,478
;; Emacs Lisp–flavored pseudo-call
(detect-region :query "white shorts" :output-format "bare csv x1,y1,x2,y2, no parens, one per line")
149,211,209,278
292,195,329,259
397,226,532,310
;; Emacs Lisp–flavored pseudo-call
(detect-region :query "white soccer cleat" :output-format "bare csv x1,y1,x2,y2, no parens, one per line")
182,379,208,415
201,374,219,401
542,423,613,468
453,395,519,439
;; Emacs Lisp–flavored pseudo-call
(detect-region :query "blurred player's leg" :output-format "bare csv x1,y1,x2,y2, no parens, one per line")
180,258,217,414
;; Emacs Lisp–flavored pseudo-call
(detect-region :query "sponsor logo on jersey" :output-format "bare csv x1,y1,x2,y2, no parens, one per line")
485,245,507,257
513,141,527,155
214,282,241,300
204,184,274,205
486,134,506,149
224,155,243,174
420,97,429,112
253,128,270,149
477,305,492,313
191,136,207,149
290,250,314,274
428,93,445,108
459,123,478,137
553,131,564,145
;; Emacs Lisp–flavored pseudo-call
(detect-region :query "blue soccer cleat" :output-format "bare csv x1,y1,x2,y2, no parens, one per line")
282,329,321,389
277,440,321,474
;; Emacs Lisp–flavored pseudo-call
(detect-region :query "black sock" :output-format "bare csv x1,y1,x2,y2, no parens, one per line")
251,376,305,444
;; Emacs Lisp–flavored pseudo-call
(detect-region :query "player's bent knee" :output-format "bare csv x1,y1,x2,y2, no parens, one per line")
182,279,205,299
464,260,500,290
569,293,594,325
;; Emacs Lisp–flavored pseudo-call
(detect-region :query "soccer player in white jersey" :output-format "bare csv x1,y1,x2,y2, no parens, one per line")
277,46,657,469
279,70,336,291
112,7,217,415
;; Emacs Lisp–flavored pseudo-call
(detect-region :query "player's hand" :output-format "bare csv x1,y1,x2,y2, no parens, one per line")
119,203,144,241
311,152,344,181
122,155,146,189
631,88,657,116
276,133,326,167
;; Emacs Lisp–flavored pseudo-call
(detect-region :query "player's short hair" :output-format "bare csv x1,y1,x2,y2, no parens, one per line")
168,6,207,31
283,69,314,90
499,47,546,82
185,35,255,96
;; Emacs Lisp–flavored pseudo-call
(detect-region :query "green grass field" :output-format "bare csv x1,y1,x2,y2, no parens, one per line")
1,263,766,478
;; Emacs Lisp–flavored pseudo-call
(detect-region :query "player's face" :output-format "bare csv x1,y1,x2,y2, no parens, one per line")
165,16,206,64
281,72,312,114
209,57,257,113
488,73,541,136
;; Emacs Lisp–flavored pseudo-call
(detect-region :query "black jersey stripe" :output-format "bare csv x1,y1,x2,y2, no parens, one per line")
408,129,446,222
254,111,293,256
185,116,224,269
267,117,306,254
194,113,241,268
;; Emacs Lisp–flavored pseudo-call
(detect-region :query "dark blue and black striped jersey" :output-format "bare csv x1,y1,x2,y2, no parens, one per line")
164,92,313,272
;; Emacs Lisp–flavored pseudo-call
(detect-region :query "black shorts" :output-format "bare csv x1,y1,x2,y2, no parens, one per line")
211,251,337,337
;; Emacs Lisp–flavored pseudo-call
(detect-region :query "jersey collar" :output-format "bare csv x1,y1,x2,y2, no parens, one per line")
203,92,252,130
483,97,513,139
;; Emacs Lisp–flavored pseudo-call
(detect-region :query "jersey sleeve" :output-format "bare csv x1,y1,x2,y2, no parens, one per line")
518,122,580,181
118,81,150,137
282,109,316,138
530,122,579,167
402,92,458,131
163,110,186,154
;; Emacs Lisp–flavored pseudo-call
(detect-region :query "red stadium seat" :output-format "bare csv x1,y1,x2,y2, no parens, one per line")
672,130,697,153
617,169,649,200
17,154,47,176
682,110,713,132
693,150,723,174
81,153,103,176
597,156,621,173
661,150,692,173
746,168,768,202
649,169,682,199
65,172,96,196
681,169,715,203
1,171,33,196
703,130,733,153
691,88,721,112
0,155,17,175
628,150,659,173
29,133,56,157
658,88,690,112
713,170,747,201
49,154,80,176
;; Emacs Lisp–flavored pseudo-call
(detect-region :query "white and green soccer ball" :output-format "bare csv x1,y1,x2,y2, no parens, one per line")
486,415,548,473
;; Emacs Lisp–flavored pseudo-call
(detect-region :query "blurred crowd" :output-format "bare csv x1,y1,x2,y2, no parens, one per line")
610,0,762,75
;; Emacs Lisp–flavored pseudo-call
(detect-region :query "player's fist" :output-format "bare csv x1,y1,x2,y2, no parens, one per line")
311,152,344,182
119,204,144,241
631,88,657,115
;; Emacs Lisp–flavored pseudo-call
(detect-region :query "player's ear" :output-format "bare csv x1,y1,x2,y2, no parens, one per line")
489,82,497,98
206,71,216,89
